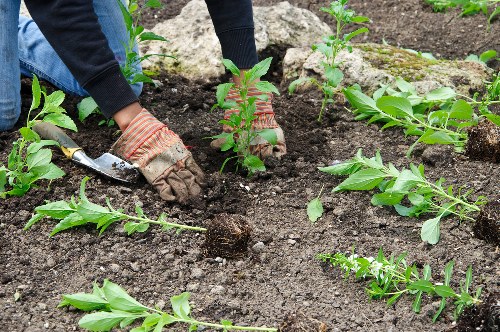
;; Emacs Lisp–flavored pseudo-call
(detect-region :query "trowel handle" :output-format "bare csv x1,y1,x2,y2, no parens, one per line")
33,122,82,159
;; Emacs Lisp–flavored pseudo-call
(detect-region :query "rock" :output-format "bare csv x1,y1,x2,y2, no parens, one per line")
46,257,56,268
37,302,47,310
191,267,205,279
110,264,120,273
283,43,492,96
252,241,266,253
186,283,200,292
210,285,226,294
421,144,455,166
141,1,330,80
130,262,140,272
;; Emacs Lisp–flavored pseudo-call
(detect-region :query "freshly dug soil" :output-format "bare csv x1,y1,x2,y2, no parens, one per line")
457,292,500,332
1,1,500,332
467,120,500,163
473,198,500,245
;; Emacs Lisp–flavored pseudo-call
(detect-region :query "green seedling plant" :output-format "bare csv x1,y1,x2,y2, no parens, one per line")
25,177,206,236
60,279,278,332
0,75,76,198
211,57,280,176
289,0,369,121
425,0,500,26
344,78,500,157
318,149,486,244
317,248,482,322
78,0,172,124
465,49,499,66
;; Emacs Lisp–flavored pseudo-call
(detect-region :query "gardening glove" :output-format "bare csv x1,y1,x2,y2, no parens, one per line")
211,86,287,159
112,109,205,203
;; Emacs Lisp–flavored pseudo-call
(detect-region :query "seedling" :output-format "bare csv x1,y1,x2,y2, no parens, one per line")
211,57,280,176
319,149,486,244
344,79,500,157
425,0,500,27
26,177,251,257
60,279,278,331
78,0,172,124
0,75,76,198
465,49,499,66
288,0,369,121
318,248,482,322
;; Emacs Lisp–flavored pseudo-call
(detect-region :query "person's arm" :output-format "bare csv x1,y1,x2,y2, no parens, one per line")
24,0,138,121
205,0,258,69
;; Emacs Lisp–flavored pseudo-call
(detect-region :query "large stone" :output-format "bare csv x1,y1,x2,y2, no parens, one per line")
283,43,492,96
141,0,331,80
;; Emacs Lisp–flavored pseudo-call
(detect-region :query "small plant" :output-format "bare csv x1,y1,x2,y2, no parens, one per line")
319,149,486,244
78,0,172,124
317,248,482,322
344,79,500,157
289,0,369,121
60,279,278,331
465,49,499,66
211,57,280,176
425,0,500,26
0,76,76,198
25,177,206,236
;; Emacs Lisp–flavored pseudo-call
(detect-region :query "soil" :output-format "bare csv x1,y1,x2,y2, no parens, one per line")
1,1,500,332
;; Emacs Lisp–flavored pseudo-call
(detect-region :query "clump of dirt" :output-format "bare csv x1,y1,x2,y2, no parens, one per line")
457,292,500,332
466,120,500,163
203,213,252,258
473,198,500,245
279,312,328,332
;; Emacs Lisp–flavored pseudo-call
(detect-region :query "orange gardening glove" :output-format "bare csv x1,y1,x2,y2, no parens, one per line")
112,109,205,203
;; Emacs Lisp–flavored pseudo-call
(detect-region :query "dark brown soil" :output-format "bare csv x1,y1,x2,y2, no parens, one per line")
467,120,500,163
457,292,500,332
473,198,500,245
279,312,328,332
1,1,500,332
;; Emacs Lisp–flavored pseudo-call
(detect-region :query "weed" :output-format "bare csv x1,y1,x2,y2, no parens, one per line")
211,57,280,176
288,0,369,121
60,279,278,331
0,76,76,198
318,248,482,322
465,49,499,66
319,149,486,244
425,0,500,27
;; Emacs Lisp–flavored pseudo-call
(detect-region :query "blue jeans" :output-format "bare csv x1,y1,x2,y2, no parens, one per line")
0,0,142,131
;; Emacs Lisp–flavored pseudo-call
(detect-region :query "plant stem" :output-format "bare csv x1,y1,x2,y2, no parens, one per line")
117,213,207,232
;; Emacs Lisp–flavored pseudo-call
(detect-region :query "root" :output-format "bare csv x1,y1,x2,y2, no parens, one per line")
279,312,328,332
203,213,252,258
473,197,500,245
466,120,500,163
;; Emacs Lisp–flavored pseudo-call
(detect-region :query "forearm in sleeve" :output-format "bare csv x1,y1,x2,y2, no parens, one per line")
24,0,137,118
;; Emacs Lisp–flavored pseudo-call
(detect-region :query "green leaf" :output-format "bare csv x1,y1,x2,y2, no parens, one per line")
171,292,191,319
344,27,369,42
344,87,379,113
20,127,40,142
77,97,99,122
435,285,456,298
102,280,148,312
256,128,278,145
43,113,78,132
24,213,45,230
419,130,456,145
318,160,361,175
35,200,74,219
34,163,65,180
27,140,59,155
479,49,497,63
412,292,423,313
51,213,88,236
421,216,441,244
464,266,473,293
254,81,280,95
334,169,386,191
307,198,323,222
425,87,456,101
390,169,423,193
60,293,109,311
79,311,136,331
30,75,41,111
247,57,272,83
145,0,162,8
26,149,52,170
288,77,310,94
351,15,370,23
449,100,473,120
215,83,234,107
117,0,133,30
371,192,405,206
408,280,434,292
139,32,167,42
432,298,447,322
325,67,344,87
45,90,65,107
387,292,403,306
376,96,413,117
124,222,150,235
221,59,240,77
484,113,500,126
243,155,265,173
76,200,114,223
0,168,6,192
488,7,500,25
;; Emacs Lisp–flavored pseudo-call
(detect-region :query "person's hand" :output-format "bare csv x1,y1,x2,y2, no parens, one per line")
211,86,287,159
112,109,205,203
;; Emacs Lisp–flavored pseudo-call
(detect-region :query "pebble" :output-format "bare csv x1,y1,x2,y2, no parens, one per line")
46,257,56,268
191,268,205,279
210,285,225,294
110,264,120,273
252,242,266,253
156,300,166,310
215,257,223,263
37,302,47,310
130,262,140,272
186,283,199,292
287,239,296,245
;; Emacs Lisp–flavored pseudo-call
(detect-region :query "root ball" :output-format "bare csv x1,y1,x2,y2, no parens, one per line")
203,213,252,258
473,198,500,245
466,120,500,163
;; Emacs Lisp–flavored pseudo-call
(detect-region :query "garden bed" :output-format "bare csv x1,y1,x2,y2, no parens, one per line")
1,0,499,331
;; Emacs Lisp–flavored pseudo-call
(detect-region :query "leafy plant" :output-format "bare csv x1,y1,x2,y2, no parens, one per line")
465,49,499,65
211,57,280,176
289,0,369,121
25,177,206,236
425,0,500,26
78,0,172,124
60,279,278,331
344,78,500,157
317,248,482,322
319,149,486,244
0,75,76,198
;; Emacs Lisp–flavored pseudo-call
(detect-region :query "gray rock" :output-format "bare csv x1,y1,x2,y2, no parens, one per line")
252,241,266,253
141,1,330,80
186,283,200,292
210,285,226,294
191,267,205,279
46,257,56,268
110,264,120,273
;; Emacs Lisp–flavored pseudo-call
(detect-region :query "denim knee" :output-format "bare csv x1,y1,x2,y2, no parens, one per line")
0,80,21,131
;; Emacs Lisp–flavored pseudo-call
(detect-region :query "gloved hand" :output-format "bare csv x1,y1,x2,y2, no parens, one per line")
112,109,205,203
211,86,287,159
